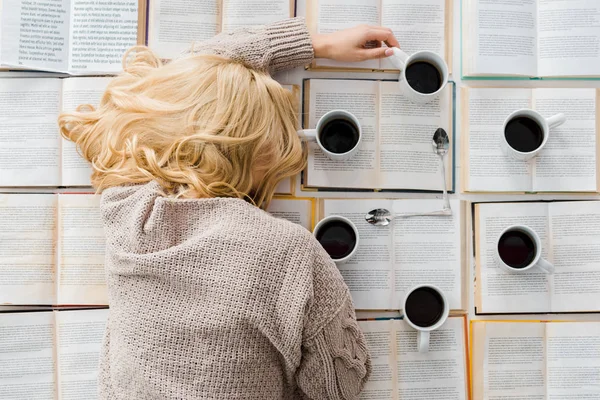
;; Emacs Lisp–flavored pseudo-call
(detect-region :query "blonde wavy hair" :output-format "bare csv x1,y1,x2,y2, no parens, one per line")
59,47,305,208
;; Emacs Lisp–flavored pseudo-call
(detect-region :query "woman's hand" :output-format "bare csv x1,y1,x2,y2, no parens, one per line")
312,25,400,62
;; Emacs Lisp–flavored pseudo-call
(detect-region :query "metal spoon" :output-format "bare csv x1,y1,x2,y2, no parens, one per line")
365,128,452,225
433,128,451,213
365,208,393,226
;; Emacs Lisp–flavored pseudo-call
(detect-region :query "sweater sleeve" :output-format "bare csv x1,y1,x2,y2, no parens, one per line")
181,17,314,73
295,242,371,399
296,294,371,400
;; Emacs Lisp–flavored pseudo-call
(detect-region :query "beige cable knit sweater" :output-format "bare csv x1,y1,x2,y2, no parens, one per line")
99,19,371,400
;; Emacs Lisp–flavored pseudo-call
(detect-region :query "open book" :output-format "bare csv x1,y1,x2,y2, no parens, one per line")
463,0,600,78
359,316,468,400
0,194,107,306
303,79,454,192
472,320,600,399
267,198,313,230
147,0,295,60
0,0,145,74
318,199,467,310
462,87,599,193
474,200,600,314
0,309,108,399
0,77,113,187
306,0,452,71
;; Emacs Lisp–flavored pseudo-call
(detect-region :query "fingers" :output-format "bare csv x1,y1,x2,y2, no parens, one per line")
360,46,391,60
362,26,400,49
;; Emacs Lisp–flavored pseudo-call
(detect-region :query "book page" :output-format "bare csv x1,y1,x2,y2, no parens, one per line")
378,81,452,191
222,0,291,31
549,201,600,313
56,309,108,400
476,202,551,314
57,195,107,306
313,0,380,70
267,199,312,230
358,320,396,399
0,78,62,187
546,322,600,399
482,322,546,400
532,89,597,192
396,317,467,400
274,178,293,195
392,199,462,310
469,0,537,76
305,80,380,190
465,88,533,192
68,0,138,74
0,0,70,72
380,0,446,70
538,0,600,77
322,199,394,310
0,194,57,305
147,0,219,60
0,312,57,399
61,77,112,187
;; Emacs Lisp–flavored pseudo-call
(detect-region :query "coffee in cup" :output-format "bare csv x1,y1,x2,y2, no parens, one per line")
297,110,362,161
501,109,566,161
388,48,449,104
319,118,360,154
495,225,554,274
313,215,359,264
402,285,449,353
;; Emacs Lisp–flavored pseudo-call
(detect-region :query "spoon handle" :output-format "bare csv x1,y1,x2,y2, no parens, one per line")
395,209,452,218
439,153,451,211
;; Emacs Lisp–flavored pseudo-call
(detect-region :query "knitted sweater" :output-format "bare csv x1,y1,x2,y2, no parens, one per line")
98,19,371,400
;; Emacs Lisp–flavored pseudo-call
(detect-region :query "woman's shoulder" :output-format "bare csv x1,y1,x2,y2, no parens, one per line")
100,182,322,256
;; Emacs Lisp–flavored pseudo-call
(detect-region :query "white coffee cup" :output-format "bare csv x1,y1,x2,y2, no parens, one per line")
313,215,359,264
402,284,449,353
495,225,554,274
388,48,449,104
501,109,566,161
297,110,362,161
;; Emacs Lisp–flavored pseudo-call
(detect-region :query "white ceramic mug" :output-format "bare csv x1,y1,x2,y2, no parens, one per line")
388,48,449,104
501,109,566,161
402,285,449,353
313,215,359,264
495,225,554,274
297,110,362,161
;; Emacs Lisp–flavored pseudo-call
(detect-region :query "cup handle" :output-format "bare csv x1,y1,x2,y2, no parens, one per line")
297,129,317,142
536,258,555,274
389,48,409,71
546,113,566,129
417,331,429,353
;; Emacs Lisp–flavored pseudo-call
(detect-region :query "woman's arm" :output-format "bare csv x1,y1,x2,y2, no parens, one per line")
295,242,371,399
183,18,400,74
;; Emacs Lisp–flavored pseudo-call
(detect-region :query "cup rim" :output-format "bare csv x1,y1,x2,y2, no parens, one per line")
402,284,449,332
315,110,362,156
313,215,360,263
496,224,541,272
502,109,549,155
400,51,449,97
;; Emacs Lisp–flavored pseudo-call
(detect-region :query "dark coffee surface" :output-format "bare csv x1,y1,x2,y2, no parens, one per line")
405,61,442,94
315,220,357,260
498,230,536,269
319,119,359,154
405,287,445,328
505,117,544,153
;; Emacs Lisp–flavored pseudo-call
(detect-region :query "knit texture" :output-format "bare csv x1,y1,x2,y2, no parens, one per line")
98,182,370,399
185,17,314,74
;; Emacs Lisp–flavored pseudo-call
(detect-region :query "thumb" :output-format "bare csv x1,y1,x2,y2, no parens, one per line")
361,46,395,60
